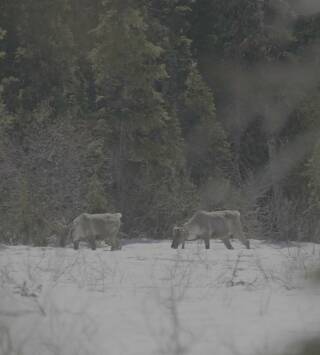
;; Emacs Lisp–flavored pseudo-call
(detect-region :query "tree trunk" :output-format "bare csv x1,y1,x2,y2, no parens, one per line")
266,125,283,240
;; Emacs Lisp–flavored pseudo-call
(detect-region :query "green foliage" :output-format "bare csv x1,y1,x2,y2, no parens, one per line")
0,0,81,115
307,141,320,207
181,67,231,185
123,167,199,238
1,0,320,242
269,338,320,355
86,174,109,214
90,0,176,165
15,177,48,246
297,92,320,212
0,27,6,61
17,178,33,244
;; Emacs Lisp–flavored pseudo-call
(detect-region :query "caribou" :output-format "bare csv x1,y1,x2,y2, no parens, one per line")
70,212,122,250
171,210,250,250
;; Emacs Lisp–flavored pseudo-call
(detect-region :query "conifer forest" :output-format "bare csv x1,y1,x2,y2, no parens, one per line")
1,0,320,244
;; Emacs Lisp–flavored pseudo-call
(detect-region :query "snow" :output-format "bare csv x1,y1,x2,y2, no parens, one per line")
0,239,320,355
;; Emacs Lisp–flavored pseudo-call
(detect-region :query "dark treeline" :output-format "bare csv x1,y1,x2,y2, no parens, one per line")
1,0,320,244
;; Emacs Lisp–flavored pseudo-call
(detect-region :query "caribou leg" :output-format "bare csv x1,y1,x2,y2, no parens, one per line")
239,236,250,249
111,237,121,250
222,237,234,250
73,240,79,250
89,237,96,250
243,239,250,249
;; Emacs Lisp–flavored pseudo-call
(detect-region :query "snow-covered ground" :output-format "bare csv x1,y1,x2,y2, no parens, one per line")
0,239,320,355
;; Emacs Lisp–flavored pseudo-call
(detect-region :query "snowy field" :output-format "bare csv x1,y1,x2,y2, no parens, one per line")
0,239,320,355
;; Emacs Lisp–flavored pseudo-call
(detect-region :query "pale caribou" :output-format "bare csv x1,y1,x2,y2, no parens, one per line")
171,210,250,250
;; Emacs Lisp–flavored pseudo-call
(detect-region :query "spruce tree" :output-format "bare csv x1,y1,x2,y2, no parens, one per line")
90,0,190,236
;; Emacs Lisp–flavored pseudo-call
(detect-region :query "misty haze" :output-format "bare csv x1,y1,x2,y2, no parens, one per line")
1,1,320,355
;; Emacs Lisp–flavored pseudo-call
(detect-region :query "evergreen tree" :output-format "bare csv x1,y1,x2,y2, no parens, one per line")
0,0,320,242
90,0,191,236
86,174,109,214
